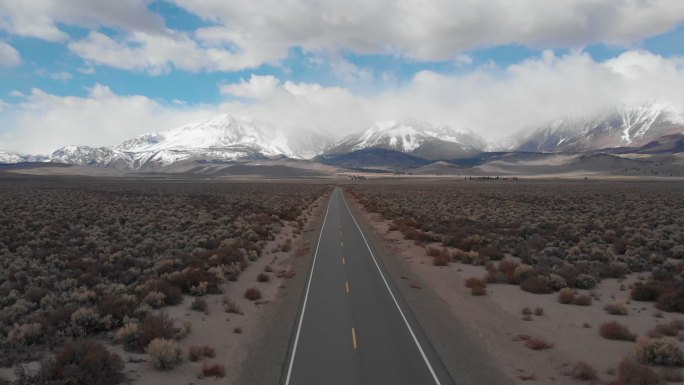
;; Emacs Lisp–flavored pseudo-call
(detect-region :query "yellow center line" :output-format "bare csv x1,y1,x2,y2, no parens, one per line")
346,282,350,293
352,327,357,349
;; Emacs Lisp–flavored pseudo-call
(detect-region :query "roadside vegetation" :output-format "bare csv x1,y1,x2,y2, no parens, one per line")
0,177,329,383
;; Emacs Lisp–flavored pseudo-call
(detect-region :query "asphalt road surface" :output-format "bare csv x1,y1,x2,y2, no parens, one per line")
283,188,455,385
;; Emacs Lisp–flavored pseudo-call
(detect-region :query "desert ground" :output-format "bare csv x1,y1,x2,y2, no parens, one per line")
2,174,684,385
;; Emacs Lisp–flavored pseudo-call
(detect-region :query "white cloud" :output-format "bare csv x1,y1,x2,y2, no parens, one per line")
218,50,684,140
0,41,20,67
2,0,683,73
0,0,165,42
2,50,684,154
0,84,215,154
170,0,684,64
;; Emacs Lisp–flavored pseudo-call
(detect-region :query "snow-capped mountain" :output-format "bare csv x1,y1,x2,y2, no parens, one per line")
112,114,297,169
326,120,486,160
50,145,119,166
509,102,684,152
0,151,47,164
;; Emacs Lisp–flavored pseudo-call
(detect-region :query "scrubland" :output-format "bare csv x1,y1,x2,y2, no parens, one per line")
0,177,329,384
348,179,684,384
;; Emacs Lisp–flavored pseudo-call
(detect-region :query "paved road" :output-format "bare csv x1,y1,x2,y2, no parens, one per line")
283,188,455,385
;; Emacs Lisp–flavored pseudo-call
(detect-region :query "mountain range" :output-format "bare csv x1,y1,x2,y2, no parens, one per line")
1,102,683,176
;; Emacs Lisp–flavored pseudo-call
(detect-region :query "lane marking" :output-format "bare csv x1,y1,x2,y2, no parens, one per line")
341,193,443,385
284,190,334,385
342,257,346,264
352,327,358,349
346,282,350,293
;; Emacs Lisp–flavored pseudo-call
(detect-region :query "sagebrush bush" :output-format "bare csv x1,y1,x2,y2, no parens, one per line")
604,303,628,315
137,312,176,352
609,358,661,385
572,361,598,381
50,339,124,385
257,273,271,282
574,294,592,306
244,288,262,301
188,345,215,362
115,322,139,352
558,288,575,304
465,277,486,289
146,338,183,370
201,363,226,378
635,337,684,366
191,298,208,313
599,321,636,341
520,276,553,294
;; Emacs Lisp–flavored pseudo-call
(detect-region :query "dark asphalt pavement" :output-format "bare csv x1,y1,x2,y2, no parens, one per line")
283,187,455,385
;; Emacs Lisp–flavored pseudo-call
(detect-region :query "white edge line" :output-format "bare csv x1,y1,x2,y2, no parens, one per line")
341,192,443,385
284,189,334,385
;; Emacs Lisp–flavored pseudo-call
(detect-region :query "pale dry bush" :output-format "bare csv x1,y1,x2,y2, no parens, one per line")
143,291,166,308
146,338,183,370
635,336,684,366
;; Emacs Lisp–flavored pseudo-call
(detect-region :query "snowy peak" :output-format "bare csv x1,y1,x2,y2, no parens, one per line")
511,102,684,152
50,145,118,166
329,120,486,160
117,114,295,158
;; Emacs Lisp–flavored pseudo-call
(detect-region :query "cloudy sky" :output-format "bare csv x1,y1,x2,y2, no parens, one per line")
1,0,684,153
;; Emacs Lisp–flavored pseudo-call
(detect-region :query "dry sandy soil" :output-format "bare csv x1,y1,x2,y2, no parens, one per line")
350,196,684,384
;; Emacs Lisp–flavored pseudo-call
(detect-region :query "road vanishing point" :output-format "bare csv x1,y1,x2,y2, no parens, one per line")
283,187,455,385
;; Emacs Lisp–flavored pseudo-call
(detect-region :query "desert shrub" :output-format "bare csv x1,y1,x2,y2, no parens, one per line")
547,273,567,291
70,307,106,336
143,291,166,308
8,322,43,345
169,268,221,296
188,345,215,362
478,245,504,261
558,288,575,304
534,307,544,316
604,262,630,279
572,361,598,381
115,322,139,352
609,358,661,385
223,297,243,314
233,326,243,334
465,277,486,289
635,337,684,366
50,339,124,385
256,273,270,282
604,303,628,315
575,274,598,290
244,287,262,301
599,321,636,341
656,288,684,313
429,247,451,266
649,319,684,338
524,337,553,350
137,312,176,351
142,279,183,306
190,298,208,313
631,280,673,302
146,338,182,370
520,275,553,294
574,294,592,306
97,295,135,325
201,363,226,378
